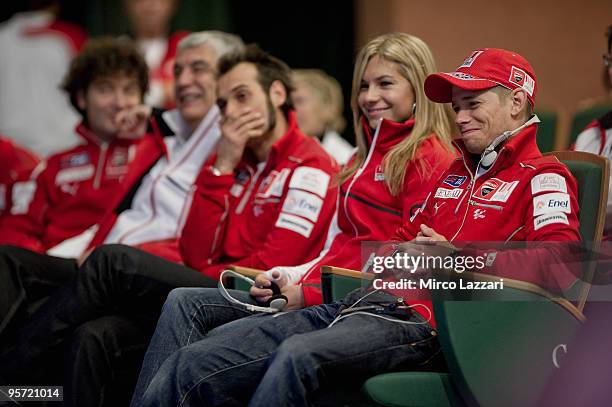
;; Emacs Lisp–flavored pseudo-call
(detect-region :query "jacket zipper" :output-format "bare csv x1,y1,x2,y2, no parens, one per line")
450,153,476,241
93,143,109,189
468,200,503,211
343,119,382,237
236,165,263,214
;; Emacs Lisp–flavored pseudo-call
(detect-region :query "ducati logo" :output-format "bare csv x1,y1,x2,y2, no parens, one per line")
473,209,486,219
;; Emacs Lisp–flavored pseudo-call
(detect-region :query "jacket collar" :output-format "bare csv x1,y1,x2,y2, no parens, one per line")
243,110,307,169
454,121,542,174
161,105,221,144
362,117,415,153
75,123,134,148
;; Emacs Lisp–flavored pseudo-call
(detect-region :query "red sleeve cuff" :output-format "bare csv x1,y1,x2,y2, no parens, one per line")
302,285,323,306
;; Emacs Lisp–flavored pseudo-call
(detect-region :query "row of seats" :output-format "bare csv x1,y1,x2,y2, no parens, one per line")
536,104,612,152
230,150,610,406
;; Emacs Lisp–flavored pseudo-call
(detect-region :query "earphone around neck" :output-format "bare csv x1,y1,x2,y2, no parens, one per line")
218,270,288,314
479,114,541,168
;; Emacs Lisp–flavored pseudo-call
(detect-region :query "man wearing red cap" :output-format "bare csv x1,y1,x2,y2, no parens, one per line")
394,47,581,290
135,48,582,407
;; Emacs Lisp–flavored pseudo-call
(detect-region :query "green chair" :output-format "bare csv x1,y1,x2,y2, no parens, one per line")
568,104,612,147
321,151,609,406
534,109,558,153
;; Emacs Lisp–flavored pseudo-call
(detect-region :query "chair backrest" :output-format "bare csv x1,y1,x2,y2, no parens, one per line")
534,109,558,153
545,150,609,243
429,152,609,406
544,150,609,310
568,104,612,147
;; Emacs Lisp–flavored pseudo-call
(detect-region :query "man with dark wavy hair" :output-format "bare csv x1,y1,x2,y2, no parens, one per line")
1,37,149,254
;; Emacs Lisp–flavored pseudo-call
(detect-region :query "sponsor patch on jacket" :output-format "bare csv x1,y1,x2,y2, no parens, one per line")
374,165,385,181
55,164,95,185
281,189,323,223
110,148,129,166
60,152,90,168
443,174,467,188
533,212,569,230
258,168,290,198
105,149,130,177
508,66,535,97
473,178,518,202
275,212,314,238
530,173,567,194
10,181,36,215
289,166,330,198
533,192,571,216
434,187,462,199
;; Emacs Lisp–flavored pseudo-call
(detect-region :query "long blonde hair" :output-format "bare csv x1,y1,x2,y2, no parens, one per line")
338,32,456,195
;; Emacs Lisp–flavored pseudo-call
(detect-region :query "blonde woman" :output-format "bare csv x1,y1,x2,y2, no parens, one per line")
292,69,354,163
134,32,456,406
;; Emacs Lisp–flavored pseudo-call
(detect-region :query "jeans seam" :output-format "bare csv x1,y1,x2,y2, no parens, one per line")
418,346,443,367
179,355,270,407
186,303,252,345
302,336,435,383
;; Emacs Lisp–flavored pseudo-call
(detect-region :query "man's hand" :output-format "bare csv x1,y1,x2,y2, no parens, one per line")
249,270,304,310
280,284,304,310
413,224,457,257
415,224,448,243
215,108,266,173
249,270,288,303
115,105,152,139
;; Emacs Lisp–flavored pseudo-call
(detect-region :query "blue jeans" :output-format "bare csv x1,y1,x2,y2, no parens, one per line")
138,289,440,407
131,287,258,406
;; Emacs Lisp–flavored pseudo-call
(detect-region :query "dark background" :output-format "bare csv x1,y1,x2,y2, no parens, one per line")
1,0,356,143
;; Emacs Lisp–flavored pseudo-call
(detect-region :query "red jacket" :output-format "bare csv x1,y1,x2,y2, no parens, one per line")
0,124,139,252
180,112,340,279
392,122,581,295
274,118,456,306
0,137,40,221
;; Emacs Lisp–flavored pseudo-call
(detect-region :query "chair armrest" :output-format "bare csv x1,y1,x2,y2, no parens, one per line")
226,265,265,279
320,266,375,280
433,270,585,322
320,266,374,303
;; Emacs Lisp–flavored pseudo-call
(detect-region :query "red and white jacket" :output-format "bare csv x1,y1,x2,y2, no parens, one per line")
389,122,581,314
0,11,87,155
0,124,139,252
0,137,40,222
87,107,221,263
267,118,457,306
179,112,340,280
574,110,612,236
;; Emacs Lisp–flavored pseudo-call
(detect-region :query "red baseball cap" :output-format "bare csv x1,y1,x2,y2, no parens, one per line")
424,48,537,107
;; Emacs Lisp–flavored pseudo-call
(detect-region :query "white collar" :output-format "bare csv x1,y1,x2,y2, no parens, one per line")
161,105,221,144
